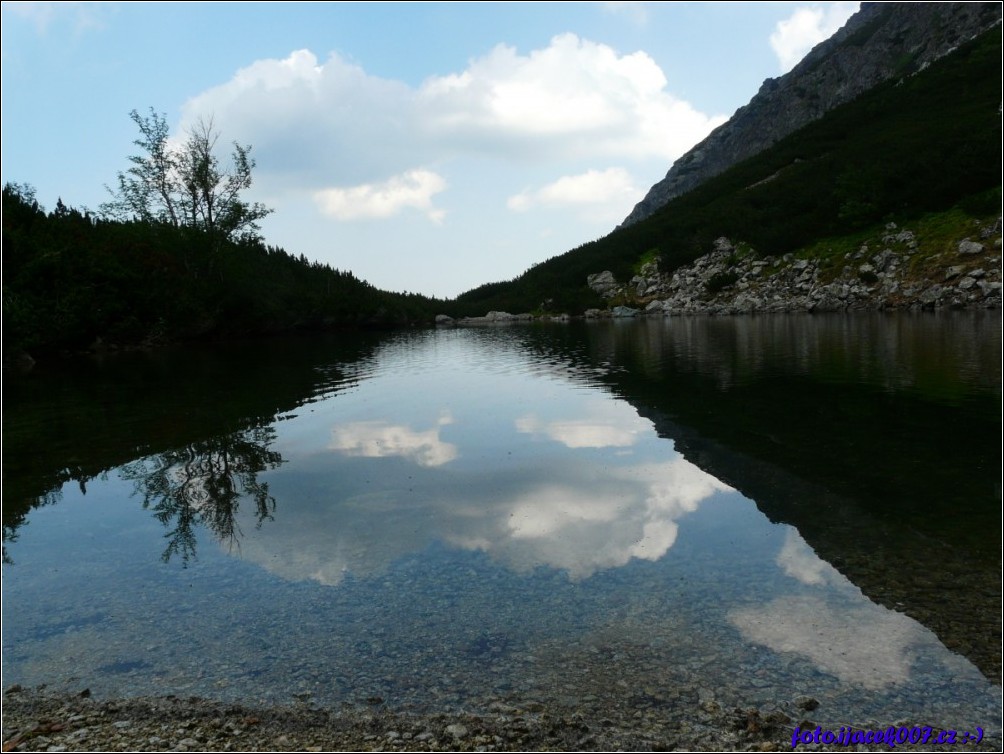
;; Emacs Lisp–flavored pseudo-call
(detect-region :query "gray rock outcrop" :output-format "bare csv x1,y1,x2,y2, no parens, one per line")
587,271,621,299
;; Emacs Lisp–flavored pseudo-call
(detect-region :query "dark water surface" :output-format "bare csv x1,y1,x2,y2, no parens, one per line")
3,313,1000,737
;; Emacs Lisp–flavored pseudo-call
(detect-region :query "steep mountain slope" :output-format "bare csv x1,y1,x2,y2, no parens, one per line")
450,24,1001,316
621,2,1002,226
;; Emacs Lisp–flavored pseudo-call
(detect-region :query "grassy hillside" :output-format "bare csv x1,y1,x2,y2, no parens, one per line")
451,26,1002,316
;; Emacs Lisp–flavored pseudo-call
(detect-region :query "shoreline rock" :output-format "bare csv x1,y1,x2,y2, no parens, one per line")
585,222,1002,317
447,221,1002,326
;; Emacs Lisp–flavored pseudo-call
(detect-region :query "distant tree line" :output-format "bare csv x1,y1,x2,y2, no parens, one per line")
3,106,448,359
2,182,440,359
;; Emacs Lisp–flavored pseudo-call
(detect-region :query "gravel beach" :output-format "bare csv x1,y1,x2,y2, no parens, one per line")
1,685,788,752
5,685,1001,752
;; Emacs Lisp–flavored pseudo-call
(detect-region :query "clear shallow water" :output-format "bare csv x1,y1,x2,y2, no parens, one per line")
3,315,1000,738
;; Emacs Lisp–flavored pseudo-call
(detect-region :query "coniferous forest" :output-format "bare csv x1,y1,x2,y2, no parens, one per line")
2,183,441,359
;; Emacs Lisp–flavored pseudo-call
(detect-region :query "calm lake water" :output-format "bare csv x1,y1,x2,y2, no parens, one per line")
3,314,1001,738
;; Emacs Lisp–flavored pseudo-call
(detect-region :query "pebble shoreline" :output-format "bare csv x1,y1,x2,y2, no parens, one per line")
4,686,1001,752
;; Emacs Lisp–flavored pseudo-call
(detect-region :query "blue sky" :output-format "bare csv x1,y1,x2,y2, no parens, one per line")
1,2,858,299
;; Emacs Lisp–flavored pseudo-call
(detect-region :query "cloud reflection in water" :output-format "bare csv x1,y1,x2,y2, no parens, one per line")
729,528,956,690
236,397,733,582
329,412,458,467
495,458,732,578
515,400,649,448
729,594,922,689
776,528,845,586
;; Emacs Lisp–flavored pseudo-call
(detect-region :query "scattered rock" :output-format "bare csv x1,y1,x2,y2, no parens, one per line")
611,306,640,318
957,277,977,291
945,265,966,279
796,696,820,711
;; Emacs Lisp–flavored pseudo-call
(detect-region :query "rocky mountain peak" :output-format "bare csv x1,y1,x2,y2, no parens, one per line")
620,2,1003,227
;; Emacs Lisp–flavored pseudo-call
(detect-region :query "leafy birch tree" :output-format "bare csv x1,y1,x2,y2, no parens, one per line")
102,108,272,245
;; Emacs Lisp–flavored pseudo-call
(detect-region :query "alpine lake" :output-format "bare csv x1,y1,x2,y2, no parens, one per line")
3,313,1001,745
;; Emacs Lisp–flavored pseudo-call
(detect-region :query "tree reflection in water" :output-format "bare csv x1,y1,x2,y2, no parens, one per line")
120,425,284,564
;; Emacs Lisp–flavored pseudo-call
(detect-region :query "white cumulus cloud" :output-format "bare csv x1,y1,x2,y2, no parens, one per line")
507,168,643,214
171,32,727,292
419,33,721,161
179,34,725,190
770,3,859,73
314,169,447,223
